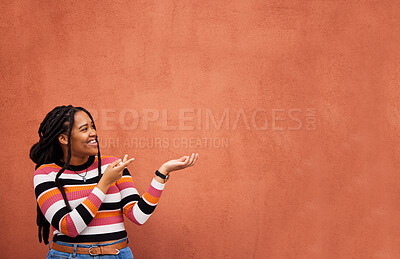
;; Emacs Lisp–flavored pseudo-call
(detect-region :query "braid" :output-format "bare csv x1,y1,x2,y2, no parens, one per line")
76,107,103,182
54,109,76,211
30,105,101,245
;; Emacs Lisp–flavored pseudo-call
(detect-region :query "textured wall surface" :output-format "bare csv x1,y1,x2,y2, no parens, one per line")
1,0,400,258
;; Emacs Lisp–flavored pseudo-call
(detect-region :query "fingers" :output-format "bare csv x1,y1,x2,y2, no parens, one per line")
111,159,122,168
115,155,134,168
184,153,198,167
187,153,195,165
121,158,135,167
189,153,199,166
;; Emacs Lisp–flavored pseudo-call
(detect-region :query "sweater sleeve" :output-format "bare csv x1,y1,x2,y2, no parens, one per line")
116,168,165,225
34,169,106,238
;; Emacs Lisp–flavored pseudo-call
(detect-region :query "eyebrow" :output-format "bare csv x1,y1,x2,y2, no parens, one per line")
78,122,94,130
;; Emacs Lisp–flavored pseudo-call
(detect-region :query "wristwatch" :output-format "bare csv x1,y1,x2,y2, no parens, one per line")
155,170,170,182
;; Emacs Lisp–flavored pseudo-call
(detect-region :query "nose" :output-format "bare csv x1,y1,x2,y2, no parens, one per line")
89,127,97,136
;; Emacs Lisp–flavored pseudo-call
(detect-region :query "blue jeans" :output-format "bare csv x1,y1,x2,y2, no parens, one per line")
47,238,134,259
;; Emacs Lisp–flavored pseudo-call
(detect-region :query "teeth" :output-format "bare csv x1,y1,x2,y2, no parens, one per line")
88,140,96,144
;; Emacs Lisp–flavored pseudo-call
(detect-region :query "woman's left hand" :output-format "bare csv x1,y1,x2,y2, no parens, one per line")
159,153,199,175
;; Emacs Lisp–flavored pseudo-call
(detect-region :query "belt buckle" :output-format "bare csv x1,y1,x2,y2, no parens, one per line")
89,246,99,256
89,245,120,255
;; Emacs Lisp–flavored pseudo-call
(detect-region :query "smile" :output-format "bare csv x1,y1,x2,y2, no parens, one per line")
88,140,97,145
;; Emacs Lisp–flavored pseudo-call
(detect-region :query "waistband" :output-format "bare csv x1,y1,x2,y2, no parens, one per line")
50,238,129,255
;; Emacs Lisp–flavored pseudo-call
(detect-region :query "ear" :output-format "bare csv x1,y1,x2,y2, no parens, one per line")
58,134,68,145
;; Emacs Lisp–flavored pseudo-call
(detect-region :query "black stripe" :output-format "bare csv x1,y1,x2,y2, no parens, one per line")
53,230,127,243
121,194,140,207
76,205,93,225
51,207,71,231
138,199,156,215
55,155,96,171
99,202,121,211
35,181,56,197
122,168,131,176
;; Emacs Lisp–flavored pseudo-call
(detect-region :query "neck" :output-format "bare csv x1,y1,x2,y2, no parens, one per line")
62,155,90,166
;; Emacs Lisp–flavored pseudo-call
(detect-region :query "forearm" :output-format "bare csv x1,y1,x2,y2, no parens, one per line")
96,177,111,194
117,168,165,225
38,186,106,237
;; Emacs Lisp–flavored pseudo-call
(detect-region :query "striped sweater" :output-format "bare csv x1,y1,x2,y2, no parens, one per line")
33,155,165,243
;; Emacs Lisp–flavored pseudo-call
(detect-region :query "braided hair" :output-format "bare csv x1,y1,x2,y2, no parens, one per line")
30,105,102,244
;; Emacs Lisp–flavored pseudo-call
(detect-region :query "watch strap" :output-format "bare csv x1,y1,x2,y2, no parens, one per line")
155,170,169,181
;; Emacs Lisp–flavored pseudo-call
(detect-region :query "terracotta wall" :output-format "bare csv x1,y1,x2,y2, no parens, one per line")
1,0,399,258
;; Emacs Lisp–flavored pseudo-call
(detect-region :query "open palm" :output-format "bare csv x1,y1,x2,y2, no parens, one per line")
161,153,199,173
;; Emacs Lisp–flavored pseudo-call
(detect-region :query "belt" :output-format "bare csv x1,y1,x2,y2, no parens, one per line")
51,240,128,255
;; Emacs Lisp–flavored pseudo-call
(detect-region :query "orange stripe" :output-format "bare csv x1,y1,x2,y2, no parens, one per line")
94,210,122,219
38,164,61,170
143,192,160,204
38,188,60,207
123,202,136,215
60,216,68,236
38,185,96,206
116,176,134,185
82,199,98,215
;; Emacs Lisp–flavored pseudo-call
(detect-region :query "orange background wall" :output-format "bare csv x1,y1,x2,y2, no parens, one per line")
1,1,399,258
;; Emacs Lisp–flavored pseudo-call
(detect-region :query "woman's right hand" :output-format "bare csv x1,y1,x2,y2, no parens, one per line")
97,155,134,193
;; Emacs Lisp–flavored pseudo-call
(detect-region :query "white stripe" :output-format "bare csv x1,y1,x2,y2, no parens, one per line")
92,187,106,200
69,209,87,233
69,198,86,209
103,192,122,203
35,170,58,180
151,178,165,190
79,223,126,235
45,200,67,222
57,169,100,180
132,206,150,224
120,187,139,197
34,174,54,187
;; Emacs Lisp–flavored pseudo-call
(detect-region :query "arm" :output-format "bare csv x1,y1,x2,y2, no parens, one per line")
34,169,107,238
116,168,165,225
115,152,199,225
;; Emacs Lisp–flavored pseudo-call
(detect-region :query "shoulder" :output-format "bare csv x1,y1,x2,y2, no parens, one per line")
33,163,61,187
34,163,61,177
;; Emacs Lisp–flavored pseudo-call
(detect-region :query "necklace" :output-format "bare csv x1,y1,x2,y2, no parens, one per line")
71,167,88,182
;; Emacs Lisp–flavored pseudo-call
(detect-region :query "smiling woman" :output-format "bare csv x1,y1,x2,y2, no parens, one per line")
58,111,99,165
29,105,199,258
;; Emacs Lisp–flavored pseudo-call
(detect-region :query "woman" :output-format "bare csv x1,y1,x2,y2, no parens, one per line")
30,105,199,258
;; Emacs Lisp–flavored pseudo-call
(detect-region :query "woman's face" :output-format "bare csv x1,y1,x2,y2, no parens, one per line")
60,111,98,158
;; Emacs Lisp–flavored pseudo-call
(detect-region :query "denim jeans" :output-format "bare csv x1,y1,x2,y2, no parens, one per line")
46,238,134,259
